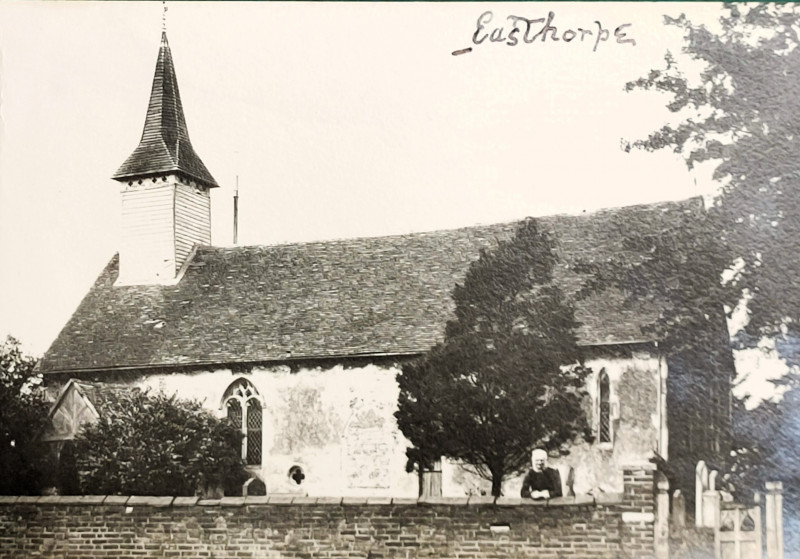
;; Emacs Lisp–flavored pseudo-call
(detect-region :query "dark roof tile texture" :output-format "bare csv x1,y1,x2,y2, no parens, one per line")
39,197,704,373
112,33,219,189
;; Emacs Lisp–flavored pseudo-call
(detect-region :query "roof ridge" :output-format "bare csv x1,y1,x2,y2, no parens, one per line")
199,196,704,254
202,222,521,254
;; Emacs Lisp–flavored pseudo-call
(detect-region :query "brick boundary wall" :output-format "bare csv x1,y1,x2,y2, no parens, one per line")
0,465,657,559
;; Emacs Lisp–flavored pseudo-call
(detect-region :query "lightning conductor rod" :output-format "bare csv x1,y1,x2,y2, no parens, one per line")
233,175,239,245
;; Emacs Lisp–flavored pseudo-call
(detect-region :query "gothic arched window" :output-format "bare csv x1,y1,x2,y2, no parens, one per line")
223,379,263,466
598,370,612,444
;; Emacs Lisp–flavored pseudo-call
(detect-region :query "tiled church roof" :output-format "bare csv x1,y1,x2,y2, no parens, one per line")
112,33,219,189
38,197,704,373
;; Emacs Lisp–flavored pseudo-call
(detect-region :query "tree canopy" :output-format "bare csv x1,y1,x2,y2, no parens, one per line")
395,219,591,497
73,389,248,496
626,3,800,347
625,3,800,501
0,336,49,495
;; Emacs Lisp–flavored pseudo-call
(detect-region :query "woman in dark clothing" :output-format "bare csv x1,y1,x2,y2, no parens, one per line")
520,449,562,499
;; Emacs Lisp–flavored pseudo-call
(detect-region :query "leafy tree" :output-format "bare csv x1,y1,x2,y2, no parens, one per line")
0,336,49,495
625,3,800,344
728,368,800,503
74,389,248,496
624,3,800,499
396,219,592,497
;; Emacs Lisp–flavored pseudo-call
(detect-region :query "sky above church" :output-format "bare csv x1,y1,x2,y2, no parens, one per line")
0,2,729,359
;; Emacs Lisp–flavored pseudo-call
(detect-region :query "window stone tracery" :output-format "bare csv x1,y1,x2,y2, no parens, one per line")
224,379,263,466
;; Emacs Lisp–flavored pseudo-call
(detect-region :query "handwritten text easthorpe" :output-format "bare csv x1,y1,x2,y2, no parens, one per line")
472,11,636,52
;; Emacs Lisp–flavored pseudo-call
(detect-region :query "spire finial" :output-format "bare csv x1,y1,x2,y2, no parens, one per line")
162,1,168,33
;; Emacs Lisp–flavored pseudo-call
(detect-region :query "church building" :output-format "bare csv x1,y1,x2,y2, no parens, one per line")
39,32,735,498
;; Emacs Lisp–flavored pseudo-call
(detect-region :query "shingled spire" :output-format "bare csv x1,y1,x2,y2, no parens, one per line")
112,32,217,286
112,32,219,189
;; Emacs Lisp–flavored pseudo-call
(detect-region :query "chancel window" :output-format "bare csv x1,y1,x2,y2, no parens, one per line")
598,370,612,444
224,379,263,466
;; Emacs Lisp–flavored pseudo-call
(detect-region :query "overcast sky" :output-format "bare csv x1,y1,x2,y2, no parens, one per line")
0,2,729,359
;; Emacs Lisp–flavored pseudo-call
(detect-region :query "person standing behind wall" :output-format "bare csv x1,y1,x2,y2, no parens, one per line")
520,449,562,499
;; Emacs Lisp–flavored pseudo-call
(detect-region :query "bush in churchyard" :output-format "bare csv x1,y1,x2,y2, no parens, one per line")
74,389,248,496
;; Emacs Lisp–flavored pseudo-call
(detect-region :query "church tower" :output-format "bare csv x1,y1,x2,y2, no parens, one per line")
112,32,219,285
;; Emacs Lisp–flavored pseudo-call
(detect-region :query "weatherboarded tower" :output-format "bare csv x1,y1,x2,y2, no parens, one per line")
112,32,219,285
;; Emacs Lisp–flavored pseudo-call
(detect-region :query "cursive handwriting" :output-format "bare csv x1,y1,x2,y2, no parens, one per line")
471,11,636,52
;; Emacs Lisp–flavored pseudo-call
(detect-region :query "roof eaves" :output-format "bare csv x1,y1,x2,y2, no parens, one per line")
39,350,429,376
39,339,662,376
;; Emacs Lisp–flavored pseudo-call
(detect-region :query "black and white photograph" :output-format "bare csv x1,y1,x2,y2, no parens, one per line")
0,2,797,557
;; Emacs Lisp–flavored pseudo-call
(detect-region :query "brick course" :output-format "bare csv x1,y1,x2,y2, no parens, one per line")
0,467,656,559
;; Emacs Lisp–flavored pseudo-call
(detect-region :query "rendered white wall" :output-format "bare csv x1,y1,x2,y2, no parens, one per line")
50,350,663,497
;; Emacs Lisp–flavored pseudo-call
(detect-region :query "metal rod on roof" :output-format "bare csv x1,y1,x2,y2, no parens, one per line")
233,175,239,245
